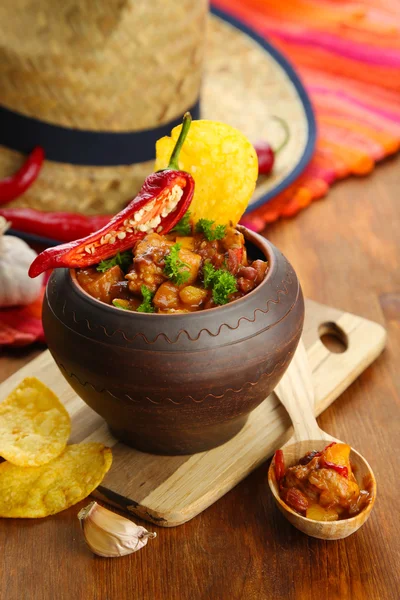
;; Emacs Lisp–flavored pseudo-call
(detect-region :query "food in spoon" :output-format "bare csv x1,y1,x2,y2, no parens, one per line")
274,443,373,521
76,222,268,312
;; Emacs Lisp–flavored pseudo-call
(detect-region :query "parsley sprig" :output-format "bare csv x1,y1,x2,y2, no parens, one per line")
202,262,237,305
203,262,218,289
164,243,191,285
171,211,192,236
196,219,226,241
137,285,155,313
97,251,132,274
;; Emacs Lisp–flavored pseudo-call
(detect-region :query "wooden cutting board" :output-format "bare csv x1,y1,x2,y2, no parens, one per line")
0,299,386,527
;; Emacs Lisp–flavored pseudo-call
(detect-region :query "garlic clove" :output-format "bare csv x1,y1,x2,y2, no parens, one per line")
78,501,156,557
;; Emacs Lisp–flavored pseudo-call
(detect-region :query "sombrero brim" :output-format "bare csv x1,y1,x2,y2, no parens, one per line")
8,7,316,246
206,7,316,214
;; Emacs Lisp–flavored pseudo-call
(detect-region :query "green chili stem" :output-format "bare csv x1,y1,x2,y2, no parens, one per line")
167,112,192,170
272,116,290,155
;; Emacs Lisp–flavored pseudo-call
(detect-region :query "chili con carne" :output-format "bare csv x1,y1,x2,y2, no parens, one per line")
275,442,372,521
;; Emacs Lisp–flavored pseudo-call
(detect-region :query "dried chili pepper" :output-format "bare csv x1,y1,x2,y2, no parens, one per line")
314,442,349,478
321,461,349,479
298,450,321,465
0,147,44,204
29,114,194,278
322,442,336,452
0,208,111,243
280,487,309,514
274,449,286,483
254,117,290,176
309,441,336,460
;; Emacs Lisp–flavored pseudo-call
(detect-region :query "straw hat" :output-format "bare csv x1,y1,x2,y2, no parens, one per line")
0,1,314,216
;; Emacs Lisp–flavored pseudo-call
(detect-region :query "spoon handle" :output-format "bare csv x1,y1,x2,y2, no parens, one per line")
275,340,325,443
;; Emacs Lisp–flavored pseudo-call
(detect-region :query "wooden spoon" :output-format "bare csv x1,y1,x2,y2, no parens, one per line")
268,340,376,540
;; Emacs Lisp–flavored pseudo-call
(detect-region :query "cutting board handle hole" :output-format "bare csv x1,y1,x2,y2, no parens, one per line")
318,322,348,354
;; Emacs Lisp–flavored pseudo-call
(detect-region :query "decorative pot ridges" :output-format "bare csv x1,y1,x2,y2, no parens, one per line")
46,243,298,350
56,350,294,406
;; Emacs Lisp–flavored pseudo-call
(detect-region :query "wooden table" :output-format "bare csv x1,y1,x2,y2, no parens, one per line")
1,157,399,600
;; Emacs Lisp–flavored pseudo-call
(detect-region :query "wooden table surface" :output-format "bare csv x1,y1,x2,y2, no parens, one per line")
1,157,399,600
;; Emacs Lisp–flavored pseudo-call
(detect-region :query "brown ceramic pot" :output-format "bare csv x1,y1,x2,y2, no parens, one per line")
43,227,304,455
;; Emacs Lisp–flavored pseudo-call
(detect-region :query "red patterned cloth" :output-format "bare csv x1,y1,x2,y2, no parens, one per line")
0,285,45,347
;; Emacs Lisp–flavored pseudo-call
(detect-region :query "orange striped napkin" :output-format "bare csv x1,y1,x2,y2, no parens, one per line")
214,0,400,230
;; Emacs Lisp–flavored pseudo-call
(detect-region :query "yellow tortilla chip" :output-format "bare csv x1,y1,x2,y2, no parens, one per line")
0,443,112,518
0,377,71,467
155,120,258,226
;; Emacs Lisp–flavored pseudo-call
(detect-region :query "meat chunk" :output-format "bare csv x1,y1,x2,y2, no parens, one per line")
221,227,245,251
126,233,201,293
308,469,360,509
133,233,174,259
109,280,131,300
125,233,173,294
195,237,220,262
76,265,125,304
283,447,361,513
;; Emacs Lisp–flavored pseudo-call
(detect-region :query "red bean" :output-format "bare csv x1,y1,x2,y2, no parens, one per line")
237,266,257,280
252,260,269,283
237,277,255,293
227,249,240,274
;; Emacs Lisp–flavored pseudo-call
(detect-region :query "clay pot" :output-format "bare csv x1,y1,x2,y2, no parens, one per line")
43,227,304,455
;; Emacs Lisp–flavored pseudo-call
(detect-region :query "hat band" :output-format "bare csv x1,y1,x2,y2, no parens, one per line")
0,100,200,167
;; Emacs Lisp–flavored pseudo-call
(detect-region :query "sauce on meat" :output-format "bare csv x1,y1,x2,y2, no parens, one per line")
76,227,268,313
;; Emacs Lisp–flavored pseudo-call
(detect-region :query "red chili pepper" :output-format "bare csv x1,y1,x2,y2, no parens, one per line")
321,460,349,479
312,441,336,458
0,147,44,204
322,442,336,452
29,114,194,278
274,449,285,483
0,208,111,243
254,117,290,176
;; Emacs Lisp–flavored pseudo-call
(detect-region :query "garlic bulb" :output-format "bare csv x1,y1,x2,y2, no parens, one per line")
78,501,157,557
0,217,43,307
